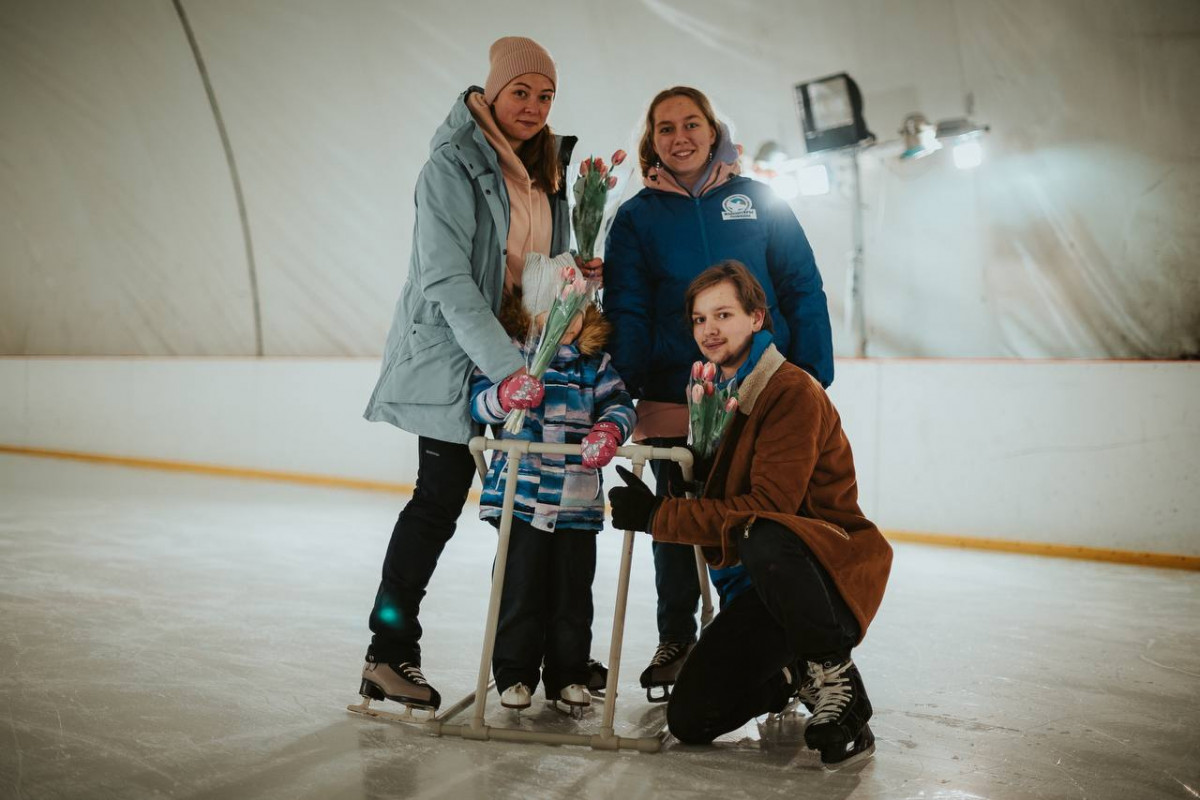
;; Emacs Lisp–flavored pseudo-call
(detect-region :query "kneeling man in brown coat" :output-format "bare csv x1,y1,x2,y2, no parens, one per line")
608,261,892,769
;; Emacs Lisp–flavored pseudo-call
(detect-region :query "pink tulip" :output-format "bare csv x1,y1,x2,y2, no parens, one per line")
704,381,714,397
690,384,704,405
580,160,589,176
612,149,627,166
691,361,704,380
594,157,605,173
724,397,739,413
606,176,617,189
560,266,576,282
701,362,717,381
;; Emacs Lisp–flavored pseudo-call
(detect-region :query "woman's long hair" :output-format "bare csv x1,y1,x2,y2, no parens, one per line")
637,86,722,178
519,124,561,195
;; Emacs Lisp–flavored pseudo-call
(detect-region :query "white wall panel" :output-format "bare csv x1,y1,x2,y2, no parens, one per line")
3,358,1196,556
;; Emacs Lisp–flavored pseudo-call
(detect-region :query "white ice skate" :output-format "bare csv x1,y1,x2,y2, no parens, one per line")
500,683,532,712
551,684,592,720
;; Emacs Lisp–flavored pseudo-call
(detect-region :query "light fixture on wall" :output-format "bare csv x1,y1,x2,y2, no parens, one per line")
751,141,831,200
936,117,990,170
794,72,874,154
898,113,990,168
797,164,831,196
899,113,942,160
791,72,876,357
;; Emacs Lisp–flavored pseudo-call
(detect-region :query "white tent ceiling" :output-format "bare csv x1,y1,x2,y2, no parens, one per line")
1,0,1196,358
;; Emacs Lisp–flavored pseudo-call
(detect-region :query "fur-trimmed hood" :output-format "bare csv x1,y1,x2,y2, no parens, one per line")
499,286,611,357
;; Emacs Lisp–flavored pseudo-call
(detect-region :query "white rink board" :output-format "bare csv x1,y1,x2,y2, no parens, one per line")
1,357,1196,555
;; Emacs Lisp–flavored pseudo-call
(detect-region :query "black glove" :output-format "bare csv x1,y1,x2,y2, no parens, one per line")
666,447,709,498
608,464,660,533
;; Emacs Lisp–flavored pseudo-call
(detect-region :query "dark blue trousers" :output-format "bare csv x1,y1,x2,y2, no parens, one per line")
667,519,861,745
492,517,597,697
646,437,702,644
368,437,477,665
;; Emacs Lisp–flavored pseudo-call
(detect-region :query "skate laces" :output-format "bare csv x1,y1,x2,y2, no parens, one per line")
808,660,853,724
784,663,819,704
650,641,686,666
396,662,429,687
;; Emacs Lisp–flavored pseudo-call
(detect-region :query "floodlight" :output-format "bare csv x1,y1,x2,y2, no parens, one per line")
794,73,873,153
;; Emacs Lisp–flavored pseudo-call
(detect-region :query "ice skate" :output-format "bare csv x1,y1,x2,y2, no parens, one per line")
769,661,820,720
820,722,876,770
586,658,608,698
499,682,532,712
356,660,442,721
638,641,694,702
550,684,591,720
801,658,873,765
789,660,820,712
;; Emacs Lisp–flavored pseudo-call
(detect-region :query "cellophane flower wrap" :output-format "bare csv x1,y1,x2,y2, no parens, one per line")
502,258,597,434
686,360,740,460
571,150,626,261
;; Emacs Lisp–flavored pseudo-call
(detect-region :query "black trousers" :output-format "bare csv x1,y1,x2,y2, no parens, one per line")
492,518,597,697
666,519,861,745
645,436,702,645
368,436,477,665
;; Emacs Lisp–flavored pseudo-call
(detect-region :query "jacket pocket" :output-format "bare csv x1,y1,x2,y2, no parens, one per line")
378,322,470,405
560,464,601,508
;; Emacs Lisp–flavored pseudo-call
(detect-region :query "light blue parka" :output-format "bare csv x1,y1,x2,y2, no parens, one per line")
364,88,577,444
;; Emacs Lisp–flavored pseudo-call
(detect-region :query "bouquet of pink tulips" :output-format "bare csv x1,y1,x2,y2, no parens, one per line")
503,259,595,434
572,150,626,261
686,360,740,460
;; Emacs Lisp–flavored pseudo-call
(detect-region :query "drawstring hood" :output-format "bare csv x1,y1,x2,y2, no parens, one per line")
645,121,741,198
467,91,552,289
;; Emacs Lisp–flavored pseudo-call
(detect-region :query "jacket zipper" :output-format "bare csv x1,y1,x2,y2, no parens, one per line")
742,514,757,539
693,196,713,265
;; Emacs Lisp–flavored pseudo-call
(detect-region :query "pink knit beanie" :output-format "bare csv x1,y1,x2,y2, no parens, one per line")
483,36,557,104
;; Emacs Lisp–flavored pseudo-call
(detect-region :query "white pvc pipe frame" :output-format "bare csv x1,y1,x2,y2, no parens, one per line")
349,436,715,753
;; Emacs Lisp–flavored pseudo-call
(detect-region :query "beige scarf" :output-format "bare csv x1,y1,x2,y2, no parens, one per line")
467,92,552,289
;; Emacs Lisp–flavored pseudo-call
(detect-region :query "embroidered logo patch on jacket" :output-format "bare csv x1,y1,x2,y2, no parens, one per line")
720,193,758,221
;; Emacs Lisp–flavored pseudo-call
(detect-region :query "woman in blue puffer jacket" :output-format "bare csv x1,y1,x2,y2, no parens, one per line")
603,86,834,700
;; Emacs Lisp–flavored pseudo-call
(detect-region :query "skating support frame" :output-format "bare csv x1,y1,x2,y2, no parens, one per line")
348,437,706,753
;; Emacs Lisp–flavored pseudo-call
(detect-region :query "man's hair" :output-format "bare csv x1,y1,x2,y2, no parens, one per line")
684,260,773,332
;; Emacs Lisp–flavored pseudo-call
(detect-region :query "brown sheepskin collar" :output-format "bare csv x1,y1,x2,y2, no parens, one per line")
499,287,611,357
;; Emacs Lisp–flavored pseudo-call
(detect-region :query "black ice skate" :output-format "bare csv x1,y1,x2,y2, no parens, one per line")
777,660,820,715
586,658,609,698
801,658,874,769
638,641,694,702
820,722,876,770
359,660,442,718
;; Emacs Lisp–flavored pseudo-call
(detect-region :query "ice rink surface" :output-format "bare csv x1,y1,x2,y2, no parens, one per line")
1,452,1197,800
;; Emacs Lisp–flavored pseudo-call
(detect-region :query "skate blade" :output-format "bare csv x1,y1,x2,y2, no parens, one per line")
822,742,875,772
642,684,671,703
347,697,437,725
549,700,590,720
821,730,876,772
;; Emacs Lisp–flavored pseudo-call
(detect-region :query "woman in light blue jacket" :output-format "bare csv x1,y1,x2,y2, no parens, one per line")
359,36,583,713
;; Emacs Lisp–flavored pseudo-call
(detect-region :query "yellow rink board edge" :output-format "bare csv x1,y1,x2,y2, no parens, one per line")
2,444,1196,572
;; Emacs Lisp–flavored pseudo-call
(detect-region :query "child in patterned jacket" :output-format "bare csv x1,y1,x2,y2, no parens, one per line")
469,256,636,715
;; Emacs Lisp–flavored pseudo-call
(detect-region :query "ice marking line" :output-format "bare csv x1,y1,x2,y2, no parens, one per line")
1168,773,1200,799
1139,638,1200,678
896,711,1020,734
